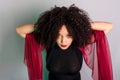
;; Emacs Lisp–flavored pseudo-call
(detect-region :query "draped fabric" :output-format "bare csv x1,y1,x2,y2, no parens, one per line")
24,30,113,80
24,33,42,80
79,30,113,80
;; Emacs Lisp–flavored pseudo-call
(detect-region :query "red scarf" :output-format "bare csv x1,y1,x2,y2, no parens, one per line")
24,30,113,80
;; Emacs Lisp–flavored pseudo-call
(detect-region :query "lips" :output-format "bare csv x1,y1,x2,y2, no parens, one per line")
61,45,67,47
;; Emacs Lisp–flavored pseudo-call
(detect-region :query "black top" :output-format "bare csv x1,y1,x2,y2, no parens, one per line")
46,45,83,80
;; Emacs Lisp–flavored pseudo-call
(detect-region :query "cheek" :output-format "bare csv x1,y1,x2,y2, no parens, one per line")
68,39,73,44
56,38,60,43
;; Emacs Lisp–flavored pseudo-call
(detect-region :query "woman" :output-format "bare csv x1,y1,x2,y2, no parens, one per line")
16,5,113,80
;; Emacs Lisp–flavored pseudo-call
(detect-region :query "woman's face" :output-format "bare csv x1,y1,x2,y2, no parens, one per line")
56,25,73,50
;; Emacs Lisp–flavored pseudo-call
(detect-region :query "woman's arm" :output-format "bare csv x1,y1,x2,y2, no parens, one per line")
90,21,114,35
16,24,34,38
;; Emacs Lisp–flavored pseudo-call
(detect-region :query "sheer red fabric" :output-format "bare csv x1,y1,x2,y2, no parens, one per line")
24,30,113,80
79,30,113,80
24,33,42,80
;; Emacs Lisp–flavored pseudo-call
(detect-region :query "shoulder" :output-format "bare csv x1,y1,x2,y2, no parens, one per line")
73,47,82,54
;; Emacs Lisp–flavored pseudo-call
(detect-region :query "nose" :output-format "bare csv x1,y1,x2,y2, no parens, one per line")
61,37,67,44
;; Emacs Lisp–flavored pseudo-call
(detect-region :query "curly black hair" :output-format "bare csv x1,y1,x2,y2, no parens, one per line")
33,4,93,49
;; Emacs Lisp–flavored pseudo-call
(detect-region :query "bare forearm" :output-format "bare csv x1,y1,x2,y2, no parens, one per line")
16,24,34,38
90,21,114,35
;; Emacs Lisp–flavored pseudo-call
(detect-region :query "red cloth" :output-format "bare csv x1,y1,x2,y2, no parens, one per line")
24,33,42,80
24,30,113,80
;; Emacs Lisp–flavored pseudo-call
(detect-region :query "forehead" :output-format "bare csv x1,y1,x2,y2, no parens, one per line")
59,25,69,34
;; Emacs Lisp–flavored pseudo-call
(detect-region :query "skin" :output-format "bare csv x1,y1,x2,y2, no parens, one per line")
16,22,113,38
90,21,113,34
56,25,73,50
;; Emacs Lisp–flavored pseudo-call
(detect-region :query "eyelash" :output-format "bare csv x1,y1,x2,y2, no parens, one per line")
67,35,72,38
57,34,72,38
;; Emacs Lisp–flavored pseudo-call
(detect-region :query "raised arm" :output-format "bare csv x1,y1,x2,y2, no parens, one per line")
90,21,114,35
16,24,34,38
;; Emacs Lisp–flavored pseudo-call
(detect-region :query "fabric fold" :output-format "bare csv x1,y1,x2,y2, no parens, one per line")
24,33,42,80
79,30,113,80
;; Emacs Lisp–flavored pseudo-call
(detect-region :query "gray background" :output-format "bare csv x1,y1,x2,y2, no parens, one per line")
0,0,119,80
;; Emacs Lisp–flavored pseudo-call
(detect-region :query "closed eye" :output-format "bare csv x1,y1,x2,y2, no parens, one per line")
67,34,72,38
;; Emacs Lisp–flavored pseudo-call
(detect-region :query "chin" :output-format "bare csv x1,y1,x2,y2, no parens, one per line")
60,46,69,50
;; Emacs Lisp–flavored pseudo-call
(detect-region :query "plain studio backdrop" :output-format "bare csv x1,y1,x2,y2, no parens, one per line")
0,0,119,80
